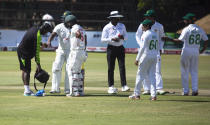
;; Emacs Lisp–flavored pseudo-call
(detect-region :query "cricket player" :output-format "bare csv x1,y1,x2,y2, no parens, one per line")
136,9,167,95
65,15,87,97
47,11,72,94
17,22,52,96
42,13,55,28
162,13,208,96
129,19,158,100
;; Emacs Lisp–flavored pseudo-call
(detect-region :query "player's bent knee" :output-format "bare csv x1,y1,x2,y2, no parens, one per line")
52,62,62,72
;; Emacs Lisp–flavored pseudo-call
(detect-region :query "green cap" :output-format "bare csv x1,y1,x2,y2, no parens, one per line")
182,13,196,20
61,10,72,18
141,19,153,26
144,9,155,17
64,15,77,23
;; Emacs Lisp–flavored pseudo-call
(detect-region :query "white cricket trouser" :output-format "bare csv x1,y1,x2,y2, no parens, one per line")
68,50,87,95
134,56,157,97
51,49,70,92
143,55,163,91
181,48,199,93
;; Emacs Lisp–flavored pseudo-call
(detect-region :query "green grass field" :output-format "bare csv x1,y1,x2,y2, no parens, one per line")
0,51,210,125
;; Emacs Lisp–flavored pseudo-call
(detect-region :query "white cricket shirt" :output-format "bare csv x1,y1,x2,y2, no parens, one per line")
53,23,71,50
101,22,127,46
70,24,86,50
179,24,208,50
136,30,158,61
136,21,165,51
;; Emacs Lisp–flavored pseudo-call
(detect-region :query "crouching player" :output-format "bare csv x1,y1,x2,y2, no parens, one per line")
129,19,158,100
66,15,87,97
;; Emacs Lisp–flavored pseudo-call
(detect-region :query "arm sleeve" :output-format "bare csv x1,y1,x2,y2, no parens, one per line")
136,24,143,47
35,30,41,64
53,25,60,35
159,25,165,50
136,34,146,61
201,29,208,41
178,28,187,41
122,24,128,40
101,26,112,44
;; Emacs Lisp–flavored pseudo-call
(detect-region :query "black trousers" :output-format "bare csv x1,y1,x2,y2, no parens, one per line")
107,45,127,87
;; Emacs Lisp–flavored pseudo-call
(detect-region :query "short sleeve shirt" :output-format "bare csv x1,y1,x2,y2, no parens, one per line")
53,23,71,50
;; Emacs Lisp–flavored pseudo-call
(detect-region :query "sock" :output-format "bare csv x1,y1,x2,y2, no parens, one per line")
24,85,30,93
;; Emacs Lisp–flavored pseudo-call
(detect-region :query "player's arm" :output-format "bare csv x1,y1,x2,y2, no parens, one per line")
35,30,42,72
135,35,146,66
200,40,208,54
101,27,119,43
162,27,186,43
119,24,127,41
200,29,209,54
159,25,165,55
136,24,143,46
47,32,57,47
85,34,87,49
161,37,183,43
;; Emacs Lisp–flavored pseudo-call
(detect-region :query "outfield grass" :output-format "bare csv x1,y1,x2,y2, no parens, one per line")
0,51,210,125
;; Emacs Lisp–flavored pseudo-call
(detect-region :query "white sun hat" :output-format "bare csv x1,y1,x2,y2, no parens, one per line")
108,11,124,18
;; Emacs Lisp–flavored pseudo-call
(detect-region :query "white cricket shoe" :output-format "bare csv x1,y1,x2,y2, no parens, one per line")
142,90,150,95
49,90,61,94
122,85,130,92
66,93,73,97
156,90,168,95
24,90,35,96
181,92,189,96
108,86,118,94
66,92,80,97
129,94,140,100
64,90,70,94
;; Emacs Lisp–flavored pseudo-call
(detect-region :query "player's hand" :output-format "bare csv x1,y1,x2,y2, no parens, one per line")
47,42,51,48
76,31,82,39
112,38,120,42
134,60,139,66
36,64,41,72
118,34,124,40
161,36,171,41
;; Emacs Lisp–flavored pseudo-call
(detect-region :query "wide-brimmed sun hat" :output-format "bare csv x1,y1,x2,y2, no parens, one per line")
108,11,124,18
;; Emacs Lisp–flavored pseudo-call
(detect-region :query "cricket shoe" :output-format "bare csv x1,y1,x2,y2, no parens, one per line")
49,88,61,94
108,86,118,94
150,96,157,101
156,90,168,95
64,90,70,94
129,94,140,100
181,92,189,96
192,91,198,96
142,90,150,95
121,85,130,92
66,93,73,97
66,92,80,97
24,90,35,96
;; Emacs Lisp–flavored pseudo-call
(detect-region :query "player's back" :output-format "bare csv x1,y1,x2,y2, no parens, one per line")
182,24,205,50
18,26,38,59
141,30,158,57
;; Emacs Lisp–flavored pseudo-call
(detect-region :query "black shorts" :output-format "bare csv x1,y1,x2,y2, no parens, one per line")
17,51,31,72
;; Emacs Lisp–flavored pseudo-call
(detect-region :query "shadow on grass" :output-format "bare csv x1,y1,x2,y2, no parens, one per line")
45,93,130,97
159,99,210,102
84,93,130,97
